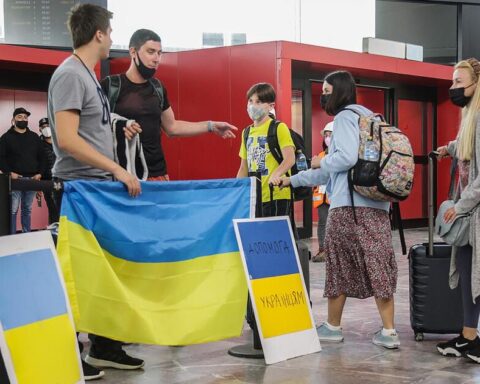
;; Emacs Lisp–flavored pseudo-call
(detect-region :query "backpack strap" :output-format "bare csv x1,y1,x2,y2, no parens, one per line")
266,119,283,165
107,75,165,112
148,78,165,110
343,107,361,225
243,125,251,149
342,107,361,117
243,126,258,180
347,169,358,225
106,74,121,113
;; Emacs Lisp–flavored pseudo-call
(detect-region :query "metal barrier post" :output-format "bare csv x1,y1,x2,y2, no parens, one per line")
0,174,11,236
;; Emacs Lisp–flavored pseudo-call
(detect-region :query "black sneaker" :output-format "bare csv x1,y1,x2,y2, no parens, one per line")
85,349,145,370
82,360,105,381
466,345,480,363
437,335,480,357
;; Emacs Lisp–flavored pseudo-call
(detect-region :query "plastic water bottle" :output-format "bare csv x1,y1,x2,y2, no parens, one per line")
296,150,308,171
364,140,379,161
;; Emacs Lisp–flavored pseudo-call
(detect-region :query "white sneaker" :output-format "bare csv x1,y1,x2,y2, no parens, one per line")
372,329,400,349
316,322,344,342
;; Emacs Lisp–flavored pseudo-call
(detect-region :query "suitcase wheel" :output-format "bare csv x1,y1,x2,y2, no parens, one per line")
414,332,424,342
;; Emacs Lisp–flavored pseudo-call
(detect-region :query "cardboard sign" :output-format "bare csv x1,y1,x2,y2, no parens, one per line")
234,217,321,364
0,231,84,384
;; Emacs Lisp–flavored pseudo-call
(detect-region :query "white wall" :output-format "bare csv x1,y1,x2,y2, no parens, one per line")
108,0,375,52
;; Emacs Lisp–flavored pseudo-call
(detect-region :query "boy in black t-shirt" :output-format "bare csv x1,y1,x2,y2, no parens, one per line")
101,29,238,180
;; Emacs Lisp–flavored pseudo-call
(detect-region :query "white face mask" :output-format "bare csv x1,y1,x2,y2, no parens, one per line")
247,104,268,121
41,127,52,138
324,136,331,147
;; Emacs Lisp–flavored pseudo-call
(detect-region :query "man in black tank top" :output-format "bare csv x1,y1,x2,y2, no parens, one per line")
101,29,238,181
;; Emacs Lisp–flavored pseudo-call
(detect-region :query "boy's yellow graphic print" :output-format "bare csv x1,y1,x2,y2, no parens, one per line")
247,136,269,176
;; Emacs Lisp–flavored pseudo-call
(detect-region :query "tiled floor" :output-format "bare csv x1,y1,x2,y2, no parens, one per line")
82,228,480,383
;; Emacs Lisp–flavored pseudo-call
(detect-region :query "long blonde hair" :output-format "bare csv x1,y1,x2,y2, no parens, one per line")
456,58,480,161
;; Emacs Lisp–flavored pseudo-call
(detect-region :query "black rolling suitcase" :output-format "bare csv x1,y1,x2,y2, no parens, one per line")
408,152,463,341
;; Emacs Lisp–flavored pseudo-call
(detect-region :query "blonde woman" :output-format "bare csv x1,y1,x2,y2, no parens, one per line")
436,58,480,363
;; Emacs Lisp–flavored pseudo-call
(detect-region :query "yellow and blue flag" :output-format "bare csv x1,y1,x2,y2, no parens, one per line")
57,178,254,345
0,233,82,384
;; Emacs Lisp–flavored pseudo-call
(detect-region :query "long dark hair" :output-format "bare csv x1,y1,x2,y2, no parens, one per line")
323,71,356,116
322,139,329,153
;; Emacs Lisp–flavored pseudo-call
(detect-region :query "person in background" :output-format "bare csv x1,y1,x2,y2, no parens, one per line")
312,121,333,262
37,117,58,224
275,70,399,349
0,107,44,234
436,57,480,363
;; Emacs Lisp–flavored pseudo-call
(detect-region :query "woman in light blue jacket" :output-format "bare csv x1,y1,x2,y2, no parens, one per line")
276,71,399,349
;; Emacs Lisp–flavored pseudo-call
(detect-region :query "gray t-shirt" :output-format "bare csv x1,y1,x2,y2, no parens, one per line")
48,56,114,180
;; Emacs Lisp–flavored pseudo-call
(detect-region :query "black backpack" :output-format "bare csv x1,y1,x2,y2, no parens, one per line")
243,119,311,201
105,74,165,112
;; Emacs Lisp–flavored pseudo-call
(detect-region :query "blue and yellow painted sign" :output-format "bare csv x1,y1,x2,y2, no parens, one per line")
235,218,313,338
0,233,82,384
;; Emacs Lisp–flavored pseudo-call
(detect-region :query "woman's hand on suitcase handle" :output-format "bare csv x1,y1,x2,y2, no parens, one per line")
436,146,449,159
444,206,457,223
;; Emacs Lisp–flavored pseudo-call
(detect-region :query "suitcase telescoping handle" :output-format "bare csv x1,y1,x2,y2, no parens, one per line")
428,151,439,257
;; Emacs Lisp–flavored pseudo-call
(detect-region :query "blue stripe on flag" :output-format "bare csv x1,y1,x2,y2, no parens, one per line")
0,249,67,330
61,178,253,263
236,218,299,279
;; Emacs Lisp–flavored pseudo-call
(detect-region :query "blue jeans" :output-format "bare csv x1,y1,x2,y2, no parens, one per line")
11,187,35,234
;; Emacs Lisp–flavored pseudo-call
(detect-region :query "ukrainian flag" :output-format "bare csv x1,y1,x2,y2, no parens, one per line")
58,178,254,345
0,246,82,384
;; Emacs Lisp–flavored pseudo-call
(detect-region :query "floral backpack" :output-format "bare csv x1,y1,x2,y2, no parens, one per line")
345,108,415,218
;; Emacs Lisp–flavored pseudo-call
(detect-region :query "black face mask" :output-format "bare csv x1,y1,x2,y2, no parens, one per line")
134,53,156,80
449,86,472,108
320,94,330,110
15,120,28,129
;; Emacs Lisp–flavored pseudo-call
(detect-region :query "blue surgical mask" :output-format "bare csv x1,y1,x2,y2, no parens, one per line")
247,104,268,121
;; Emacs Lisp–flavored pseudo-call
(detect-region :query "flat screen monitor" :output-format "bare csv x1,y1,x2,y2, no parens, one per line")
2,0,108,48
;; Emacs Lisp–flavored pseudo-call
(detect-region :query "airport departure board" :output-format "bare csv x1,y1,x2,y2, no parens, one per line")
4,0,107,47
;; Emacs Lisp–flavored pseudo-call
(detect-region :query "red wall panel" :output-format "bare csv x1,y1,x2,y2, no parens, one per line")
398,100,424,219
175,48,232,180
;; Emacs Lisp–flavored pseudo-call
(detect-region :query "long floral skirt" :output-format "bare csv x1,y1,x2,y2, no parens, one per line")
324,207,397,299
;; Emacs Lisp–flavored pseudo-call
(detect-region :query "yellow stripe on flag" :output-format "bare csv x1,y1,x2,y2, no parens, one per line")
251,274,312,338
58,219,248,345
5,314,81,384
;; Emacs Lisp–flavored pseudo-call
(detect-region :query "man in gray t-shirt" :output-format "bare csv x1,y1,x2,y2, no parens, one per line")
48,56,115,181
47,3,143,380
